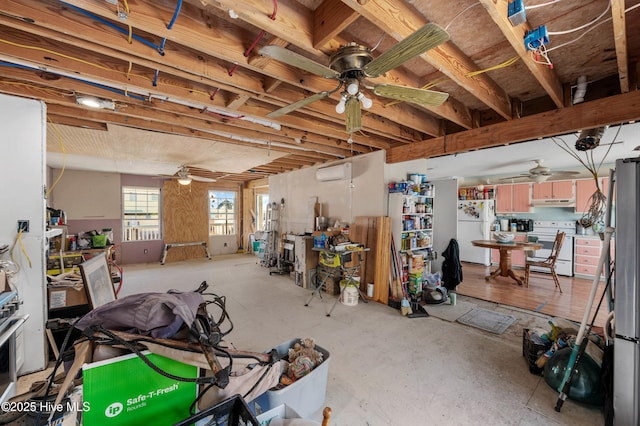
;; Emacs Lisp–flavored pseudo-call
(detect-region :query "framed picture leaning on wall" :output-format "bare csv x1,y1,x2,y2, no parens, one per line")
80,253,116,308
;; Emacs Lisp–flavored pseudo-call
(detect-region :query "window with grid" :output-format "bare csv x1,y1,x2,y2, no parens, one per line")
209,191,236,235
122,187,161,241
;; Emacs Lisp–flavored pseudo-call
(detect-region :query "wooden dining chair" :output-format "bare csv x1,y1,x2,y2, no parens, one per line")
524,231,565,292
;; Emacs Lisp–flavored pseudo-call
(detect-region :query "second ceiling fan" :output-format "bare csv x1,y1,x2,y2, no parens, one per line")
500,160,580,183
259,23,450,134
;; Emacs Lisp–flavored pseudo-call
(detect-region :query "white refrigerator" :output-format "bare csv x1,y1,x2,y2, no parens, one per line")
457,199,495,266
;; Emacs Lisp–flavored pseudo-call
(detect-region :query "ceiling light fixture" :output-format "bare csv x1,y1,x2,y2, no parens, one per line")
575,127,606,151
75,95,116,110
177,177,192,185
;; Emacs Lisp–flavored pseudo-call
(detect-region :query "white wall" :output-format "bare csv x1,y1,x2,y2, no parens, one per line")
50,169,121,219
269,150,387,233
0,94,47,373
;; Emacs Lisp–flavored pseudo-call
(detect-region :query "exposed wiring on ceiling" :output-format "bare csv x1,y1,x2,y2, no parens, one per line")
370,33,386,52
525,0,561,10
0,40,212,100
465,56,520,77
529,44,553,68
547,1,611,36
445,3,481,31
228,0,278,77
0,79,74,97
61,2,160,53
546,3,640,53
552,124,622,228
117,0,133,44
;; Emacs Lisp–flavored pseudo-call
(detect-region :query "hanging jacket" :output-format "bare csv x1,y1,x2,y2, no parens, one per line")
441,238,463,291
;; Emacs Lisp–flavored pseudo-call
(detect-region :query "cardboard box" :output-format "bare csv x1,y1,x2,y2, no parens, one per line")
48,286,88,309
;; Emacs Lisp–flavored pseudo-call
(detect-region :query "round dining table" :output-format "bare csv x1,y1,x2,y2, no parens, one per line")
471,239,543,285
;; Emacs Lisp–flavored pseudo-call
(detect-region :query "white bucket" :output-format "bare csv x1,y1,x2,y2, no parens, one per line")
409,174,423,185
341,285,359,306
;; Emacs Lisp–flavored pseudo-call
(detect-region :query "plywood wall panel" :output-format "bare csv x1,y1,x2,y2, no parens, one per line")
162,181,209,263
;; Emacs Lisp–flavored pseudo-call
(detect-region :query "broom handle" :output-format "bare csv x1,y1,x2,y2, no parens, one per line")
575,226,613,346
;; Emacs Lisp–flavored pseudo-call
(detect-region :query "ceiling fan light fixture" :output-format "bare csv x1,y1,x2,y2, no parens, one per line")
335,94,347,114
357,92,373,109
347,80,359,95
531,174,548,183
177,177,192,185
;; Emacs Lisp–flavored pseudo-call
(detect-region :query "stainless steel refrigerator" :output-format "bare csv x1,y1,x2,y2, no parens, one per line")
613,157,640,425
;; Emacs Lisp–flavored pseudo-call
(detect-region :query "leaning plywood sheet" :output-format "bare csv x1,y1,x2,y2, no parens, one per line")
162,181,209,263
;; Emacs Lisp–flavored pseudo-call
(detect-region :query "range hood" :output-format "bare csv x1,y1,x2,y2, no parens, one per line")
531,199,576,207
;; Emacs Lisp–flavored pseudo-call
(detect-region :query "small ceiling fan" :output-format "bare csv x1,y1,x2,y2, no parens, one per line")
156,165,217,185
259,23,450,134
499,160,580,183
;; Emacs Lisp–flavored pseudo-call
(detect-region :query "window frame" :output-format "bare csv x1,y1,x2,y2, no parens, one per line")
209,190,237,236
122,186,162,242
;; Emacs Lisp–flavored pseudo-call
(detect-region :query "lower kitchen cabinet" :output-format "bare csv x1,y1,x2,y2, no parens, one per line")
574,236,614,279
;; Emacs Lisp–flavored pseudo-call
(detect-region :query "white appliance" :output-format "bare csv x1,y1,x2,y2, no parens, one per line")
457,199,495,266
526,221,574,277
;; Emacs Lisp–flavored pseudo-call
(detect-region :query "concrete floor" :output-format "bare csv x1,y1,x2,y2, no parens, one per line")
19,253,605,425
112,254,604,426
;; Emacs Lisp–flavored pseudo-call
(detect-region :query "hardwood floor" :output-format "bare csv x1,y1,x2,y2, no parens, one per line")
456,262,611,327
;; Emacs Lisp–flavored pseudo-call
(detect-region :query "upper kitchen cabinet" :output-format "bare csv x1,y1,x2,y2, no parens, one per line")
496,183,531,213
575,177,611,213
531,181,574,201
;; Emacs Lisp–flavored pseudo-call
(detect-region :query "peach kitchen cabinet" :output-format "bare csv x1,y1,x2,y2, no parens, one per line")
575,177,612,214
496,183,531,213
574,236,615,279
531,180,574,200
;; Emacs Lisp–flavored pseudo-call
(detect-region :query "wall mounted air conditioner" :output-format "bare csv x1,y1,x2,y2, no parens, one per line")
316,162,352,182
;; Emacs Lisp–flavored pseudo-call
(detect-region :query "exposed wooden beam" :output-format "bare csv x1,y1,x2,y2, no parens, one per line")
225,94,250,110
610,0,629,93
190,0,471,130
387,90,640,163
340,0,513,120
478,0,564,108
313,0,359,48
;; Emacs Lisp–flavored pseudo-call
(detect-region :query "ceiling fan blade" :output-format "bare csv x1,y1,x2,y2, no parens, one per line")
266,92,330,118
189,175,216,183
373,84,449,106
345,97,362,133
363,23,449,78
551,171,580,176
499,175,531,181
258,46,339,79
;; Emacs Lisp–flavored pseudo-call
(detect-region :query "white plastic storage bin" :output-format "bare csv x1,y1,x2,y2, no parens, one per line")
249,338,330,418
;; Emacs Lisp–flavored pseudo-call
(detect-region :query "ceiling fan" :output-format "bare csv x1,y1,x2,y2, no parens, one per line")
156,165,217,185
259,23,450,134
499,160,580,183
